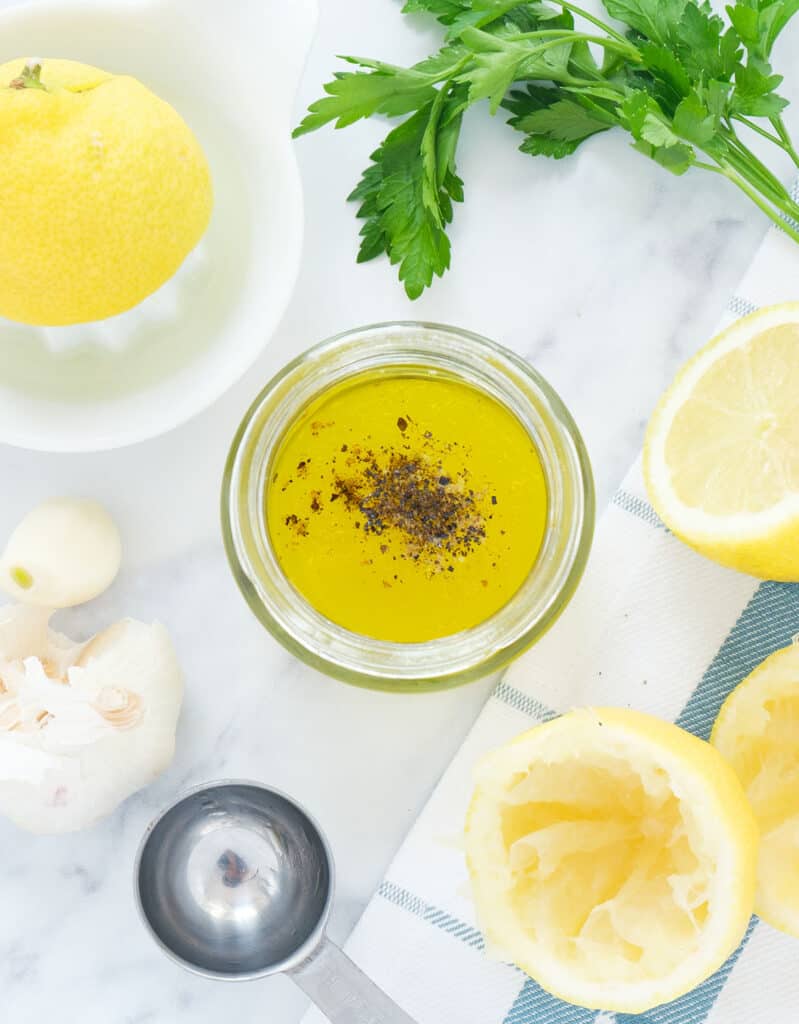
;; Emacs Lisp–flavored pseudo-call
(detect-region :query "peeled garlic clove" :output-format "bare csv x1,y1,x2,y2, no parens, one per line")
0,498,121,608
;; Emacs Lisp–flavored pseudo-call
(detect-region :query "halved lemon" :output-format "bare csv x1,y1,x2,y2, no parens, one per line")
711,642,799,937
644,304,799,580
465,708,758,1013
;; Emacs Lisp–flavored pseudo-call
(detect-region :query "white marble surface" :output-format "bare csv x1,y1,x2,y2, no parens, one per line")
1,2,798,1022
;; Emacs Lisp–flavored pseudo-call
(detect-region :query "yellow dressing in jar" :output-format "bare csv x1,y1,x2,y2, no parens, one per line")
266,371,547,642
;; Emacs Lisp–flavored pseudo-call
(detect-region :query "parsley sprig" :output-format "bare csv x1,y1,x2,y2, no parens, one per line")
295,0,799,298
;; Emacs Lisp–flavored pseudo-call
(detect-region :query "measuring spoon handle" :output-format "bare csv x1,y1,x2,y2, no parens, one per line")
290,935,419,1024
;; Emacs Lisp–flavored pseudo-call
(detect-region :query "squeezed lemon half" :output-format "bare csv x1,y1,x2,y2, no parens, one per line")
712,642,799,937
0,58,212,326
465,708,758,1013
644,304,799,580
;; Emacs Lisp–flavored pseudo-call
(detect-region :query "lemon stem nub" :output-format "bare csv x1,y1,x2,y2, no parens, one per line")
9,61,46,91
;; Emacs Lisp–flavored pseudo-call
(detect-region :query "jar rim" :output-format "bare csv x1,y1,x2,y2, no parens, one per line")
221,321,595,692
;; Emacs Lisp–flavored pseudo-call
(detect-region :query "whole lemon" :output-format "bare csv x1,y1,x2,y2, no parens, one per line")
0,58,213,326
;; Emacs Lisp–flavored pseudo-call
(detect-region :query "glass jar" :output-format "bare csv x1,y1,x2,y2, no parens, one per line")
221,322,594,692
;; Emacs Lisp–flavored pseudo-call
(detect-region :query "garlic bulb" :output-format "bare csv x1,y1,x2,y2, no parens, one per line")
0,498,122,608
0,605,183,833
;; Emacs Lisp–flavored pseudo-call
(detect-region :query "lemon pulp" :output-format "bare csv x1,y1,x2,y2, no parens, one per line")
466,709,758,1012
664,322,799,515
644,305,799,579
266,371,547,642
711,642,799,936
501,753,711,982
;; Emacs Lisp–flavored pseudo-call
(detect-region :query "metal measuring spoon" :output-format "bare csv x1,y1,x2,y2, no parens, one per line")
135,781,417,1024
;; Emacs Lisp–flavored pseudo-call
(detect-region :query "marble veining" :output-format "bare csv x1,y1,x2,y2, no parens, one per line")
2,1,799,1020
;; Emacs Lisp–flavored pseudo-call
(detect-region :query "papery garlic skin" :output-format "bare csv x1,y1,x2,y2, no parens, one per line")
0,609,183,833
0,498,122,608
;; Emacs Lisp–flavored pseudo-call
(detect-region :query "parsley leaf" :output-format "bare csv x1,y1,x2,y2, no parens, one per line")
293,47,473,137
294,65,437,136
703,78,733,117
636,42,693,111
618,92,697,172
401,0,471,22
732,58,789,115
765,0,799,50
728,0,799,59
676,5,741,80
348,86,466,299
403,0,543,37
504,85,617,158
297,0,799,297
457,25,579,111
602,0,688,46
672,91,719,146
442,0,539,37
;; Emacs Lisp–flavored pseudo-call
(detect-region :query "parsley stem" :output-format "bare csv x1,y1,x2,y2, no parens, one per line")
507,30,641,62
719,126,793,200
770,115,792,146
720,143,799,223
731,114,799,171
720,165,799,244
565,81,626,97
555,1,632,47
769,115,799,170
722,138,790,204
421,81,450,222
732,115,784,148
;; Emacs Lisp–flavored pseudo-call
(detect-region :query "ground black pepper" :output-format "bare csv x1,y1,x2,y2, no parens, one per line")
337,452,483,545
279,421,489,573
324,432,487,573
278,414,496,577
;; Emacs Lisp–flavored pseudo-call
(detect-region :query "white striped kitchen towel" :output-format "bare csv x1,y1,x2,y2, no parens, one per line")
303,214,799,1024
